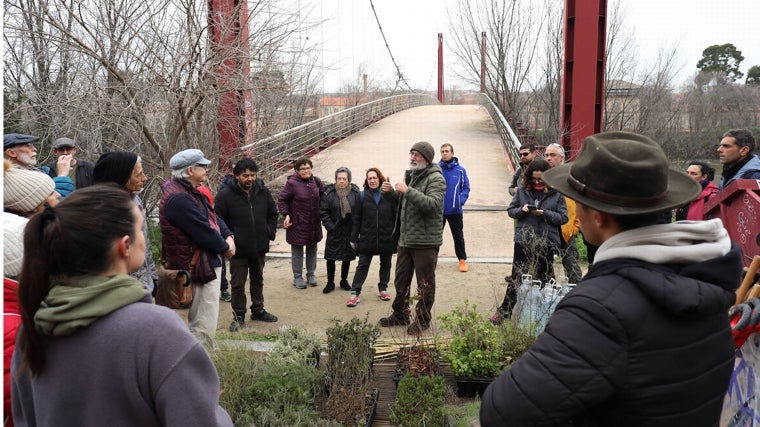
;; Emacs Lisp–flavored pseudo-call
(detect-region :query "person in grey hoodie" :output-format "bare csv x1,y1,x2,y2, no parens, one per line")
12,185,232,427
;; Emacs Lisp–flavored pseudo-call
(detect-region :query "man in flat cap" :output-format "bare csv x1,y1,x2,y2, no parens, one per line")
159,149,235,346
4,133,75,197
480,132,742,426
47,137,94,189
379,141,446,336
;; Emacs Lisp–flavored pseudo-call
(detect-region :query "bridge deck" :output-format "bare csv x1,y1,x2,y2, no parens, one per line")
267,104,516,260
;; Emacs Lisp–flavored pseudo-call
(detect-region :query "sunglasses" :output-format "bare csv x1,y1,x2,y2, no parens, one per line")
519,152,531,157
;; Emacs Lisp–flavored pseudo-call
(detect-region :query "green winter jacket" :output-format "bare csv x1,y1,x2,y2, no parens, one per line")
384,164,446,248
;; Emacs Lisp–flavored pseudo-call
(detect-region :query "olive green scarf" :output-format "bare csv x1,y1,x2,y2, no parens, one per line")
34,274,148,336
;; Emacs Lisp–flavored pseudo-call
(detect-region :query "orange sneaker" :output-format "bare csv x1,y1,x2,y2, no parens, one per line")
459,259,468,272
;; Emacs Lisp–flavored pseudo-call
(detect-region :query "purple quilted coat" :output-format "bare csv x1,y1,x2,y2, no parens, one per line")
278,173,324,245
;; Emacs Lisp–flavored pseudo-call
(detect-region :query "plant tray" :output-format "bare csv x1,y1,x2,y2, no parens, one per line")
392,346,441,388
454,376,495,398
365,388,379,427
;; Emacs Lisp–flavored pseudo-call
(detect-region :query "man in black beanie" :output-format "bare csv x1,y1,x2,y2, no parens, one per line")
379,141,446,335
94,152,157,296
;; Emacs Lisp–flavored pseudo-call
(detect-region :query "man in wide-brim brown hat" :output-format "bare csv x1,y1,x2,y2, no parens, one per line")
480,131,743,427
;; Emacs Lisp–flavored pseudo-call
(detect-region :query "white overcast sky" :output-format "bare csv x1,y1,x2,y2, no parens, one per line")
314,0,760,93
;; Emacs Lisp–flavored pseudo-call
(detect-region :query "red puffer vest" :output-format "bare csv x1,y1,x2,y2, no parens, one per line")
159,179,218,270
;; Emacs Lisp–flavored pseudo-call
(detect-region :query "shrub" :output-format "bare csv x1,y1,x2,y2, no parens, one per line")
437,301,506,378
390,374,445,426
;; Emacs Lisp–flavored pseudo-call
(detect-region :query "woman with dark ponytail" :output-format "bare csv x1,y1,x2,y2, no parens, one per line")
11,184,232,426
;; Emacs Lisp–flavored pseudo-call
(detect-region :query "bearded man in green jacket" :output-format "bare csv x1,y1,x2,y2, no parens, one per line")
379,141,446,335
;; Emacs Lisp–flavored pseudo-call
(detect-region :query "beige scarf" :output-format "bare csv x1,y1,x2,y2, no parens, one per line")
336,186,352,219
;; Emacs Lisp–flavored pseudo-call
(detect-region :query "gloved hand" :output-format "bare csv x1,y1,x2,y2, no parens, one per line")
729,298,760,349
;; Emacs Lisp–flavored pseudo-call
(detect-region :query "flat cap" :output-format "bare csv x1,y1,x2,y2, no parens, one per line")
169,149,211,170
4,134,39,150
52,137,77,149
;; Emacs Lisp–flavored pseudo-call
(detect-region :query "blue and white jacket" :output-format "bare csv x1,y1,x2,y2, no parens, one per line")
439,157,470,215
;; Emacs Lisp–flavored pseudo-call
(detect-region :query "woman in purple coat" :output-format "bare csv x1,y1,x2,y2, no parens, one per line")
278,157,325,289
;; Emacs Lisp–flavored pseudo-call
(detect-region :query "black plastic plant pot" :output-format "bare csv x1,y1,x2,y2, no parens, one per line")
454,376,495,398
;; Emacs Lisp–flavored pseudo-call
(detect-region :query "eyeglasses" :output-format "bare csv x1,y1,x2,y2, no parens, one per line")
519,152,531,157
531,178,544,183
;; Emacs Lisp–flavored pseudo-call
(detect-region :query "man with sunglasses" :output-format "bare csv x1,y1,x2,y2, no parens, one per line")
508,143,537,197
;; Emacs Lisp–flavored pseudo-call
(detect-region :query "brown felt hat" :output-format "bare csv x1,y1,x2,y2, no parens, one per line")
542,131,700,216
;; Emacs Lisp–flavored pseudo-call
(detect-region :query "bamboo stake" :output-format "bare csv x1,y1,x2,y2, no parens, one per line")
736,256,760,305
747,283,760,300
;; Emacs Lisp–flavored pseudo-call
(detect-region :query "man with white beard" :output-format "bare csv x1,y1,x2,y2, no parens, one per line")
4,133,75,197
379,141,446,336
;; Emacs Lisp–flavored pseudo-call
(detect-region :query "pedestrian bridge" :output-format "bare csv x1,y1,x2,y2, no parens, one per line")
258,99,520,261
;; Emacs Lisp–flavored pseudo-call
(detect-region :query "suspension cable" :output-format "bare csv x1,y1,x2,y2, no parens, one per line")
368,0,413,92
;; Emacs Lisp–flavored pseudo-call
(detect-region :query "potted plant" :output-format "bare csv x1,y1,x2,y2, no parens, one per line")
323,315,381,426
438,300,535,397
390,374,446,426
271,325,322,367
392,344,440,388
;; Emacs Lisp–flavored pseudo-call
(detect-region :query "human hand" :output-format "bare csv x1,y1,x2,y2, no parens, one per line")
283,215,292,228
224,236,236,258
532,209,544,216
56,154,73,176
509,187,516,196
381,177,392,193
395,181,408,194
522,204,530,213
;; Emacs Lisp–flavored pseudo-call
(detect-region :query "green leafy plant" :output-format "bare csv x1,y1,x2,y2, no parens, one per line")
446,401,481,427
271,325,322,367
324,315,381,426
390,374,445,426
438,300,507,378
242,356,333,427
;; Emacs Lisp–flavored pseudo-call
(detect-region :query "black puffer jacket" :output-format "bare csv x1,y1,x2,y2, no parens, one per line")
320,183,361,261
481,245,742,427
351,188,398,255
215,178,278,257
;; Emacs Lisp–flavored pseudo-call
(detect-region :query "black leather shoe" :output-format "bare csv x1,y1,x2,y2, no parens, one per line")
251,310,278,322
339,279,351,291
379,314,410,327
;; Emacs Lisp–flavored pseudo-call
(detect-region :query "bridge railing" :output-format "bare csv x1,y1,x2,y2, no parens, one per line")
240,94,438,180
478,93,522,172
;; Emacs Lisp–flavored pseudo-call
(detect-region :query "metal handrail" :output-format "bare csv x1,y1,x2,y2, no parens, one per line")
478,93,521,172
239,94,438,180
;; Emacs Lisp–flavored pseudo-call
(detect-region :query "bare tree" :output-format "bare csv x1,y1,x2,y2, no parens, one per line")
447,0,545,120
4,0,322,179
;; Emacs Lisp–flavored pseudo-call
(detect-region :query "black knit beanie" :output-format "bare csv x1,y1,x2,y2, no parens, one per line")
93,151,139,188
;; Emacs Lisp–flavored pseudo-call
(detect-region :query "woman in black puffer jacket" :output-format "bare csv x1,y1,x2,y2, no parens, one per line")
344,167,398,307
320,167,361,293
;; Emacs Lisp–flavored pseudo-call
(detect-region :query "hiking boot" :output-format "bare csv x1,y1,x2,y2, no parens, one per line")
379,290,391,301
307,276,318,287
346,293,360,307
251,310,278,323
459,259,468,272
294,277,307,289
339,279,351,291
323,282,335,294
229,318,244,332
220,290,232,302
407,321,430,336
379,313,410,327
